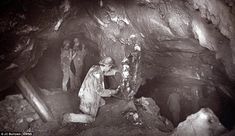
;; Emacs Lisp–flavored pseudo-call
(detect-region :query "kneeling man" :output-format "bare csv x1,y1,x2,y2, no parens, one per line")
63,57,119,123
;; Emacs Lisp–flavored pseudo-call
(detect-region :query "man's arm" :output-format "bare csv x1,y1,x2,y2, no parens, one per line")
72,50,77,59
96,87,111,97
97,89,119,97
104,68,119,76
106,89,119,95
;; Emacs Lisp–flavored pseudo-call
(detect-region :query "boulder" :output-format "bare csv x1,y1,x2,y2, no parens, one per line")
172,108,226,136
136,97,174,132
136,97,160,116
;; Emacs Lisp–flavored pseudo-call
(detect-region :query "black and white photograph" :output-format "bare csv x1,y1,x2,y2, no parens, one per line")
0,0,235,135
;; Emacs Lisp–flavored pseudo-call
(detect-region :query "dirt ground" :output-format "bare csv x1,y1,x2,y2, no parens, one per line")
0,91,174,136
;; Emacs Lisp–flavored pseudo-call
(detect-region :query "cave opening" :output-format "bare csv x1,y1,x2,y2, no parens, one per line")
136,75,235,129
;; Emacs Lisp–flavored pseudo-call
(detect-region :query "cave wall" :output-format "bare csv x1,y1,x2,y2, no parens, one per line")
1,0,235,89
51,0,235,85
0,0,235,125
0,0,235,129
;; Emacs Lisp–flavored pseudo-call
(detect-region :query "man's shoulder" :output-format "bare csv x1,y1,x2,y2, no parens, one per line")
169,93,180,100
90,65,99,70
88,65,101,73
61,49,70,55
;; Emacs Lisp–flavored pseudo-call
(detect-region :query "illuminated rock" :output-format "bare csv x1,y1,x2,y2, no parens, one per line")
172,108,226,136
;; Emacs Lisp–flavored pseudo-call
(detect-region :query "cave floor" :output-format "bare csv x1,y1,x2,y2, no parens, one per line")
0,91,173,136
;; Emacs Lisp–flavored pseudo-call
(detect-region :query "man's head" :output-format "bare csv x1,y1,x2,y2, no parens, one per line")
74,38,79,46
99,57,114,72
63,40,70,49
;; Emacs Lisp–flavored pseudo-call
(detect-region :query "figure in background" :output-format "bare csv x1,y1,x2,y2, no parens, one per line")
71,38,87,90
63,57,119,123
191,86,200,113
61,40,74,91
167,89,181,126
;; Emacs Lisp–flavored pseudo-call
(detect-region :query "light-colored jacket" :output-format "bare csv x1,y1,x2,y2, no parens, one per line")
78,65,112,117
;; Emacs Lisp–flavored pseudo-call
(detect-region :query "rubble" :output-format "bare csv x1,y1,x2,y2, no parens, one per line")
0,94,38,131
0,90,79,134
0,92,230,136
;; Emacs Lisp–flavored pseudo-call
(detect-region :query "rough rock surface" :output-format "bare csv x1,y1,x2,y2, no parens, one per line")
57,98,174,136
0,94,39,131
1,0,235,88
188,0,235,80
171,108,226,136
0,94,174,136
0,0,235,134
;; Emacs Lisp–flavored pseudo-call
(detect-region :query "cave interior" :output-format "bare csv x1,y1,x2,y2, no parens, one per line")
0,0,235,135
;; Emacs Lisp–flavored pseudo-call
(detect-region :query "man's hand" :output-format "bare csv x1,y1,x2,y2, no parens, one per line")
72,52,77,59
104,68,120,76
112,88,119,95
107,89,119,95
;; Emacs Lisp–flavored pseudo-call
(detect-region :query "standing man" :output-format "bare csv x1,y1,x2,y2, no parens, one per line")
167,89,181,126
63,57,119,123
71,38,87,89
61,40,74,91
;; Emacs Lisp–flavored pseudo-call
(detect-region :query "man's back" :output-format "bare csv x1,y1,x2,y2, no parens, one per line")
78,65,103,116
